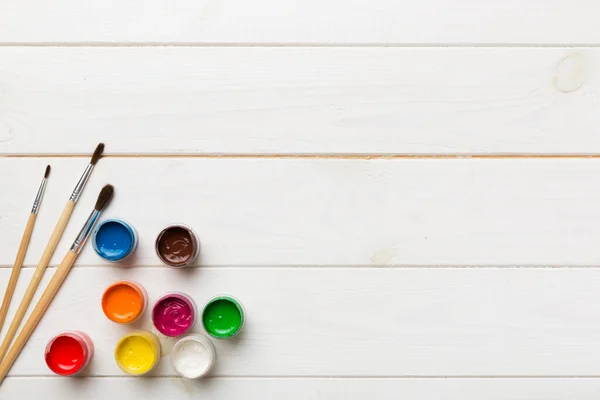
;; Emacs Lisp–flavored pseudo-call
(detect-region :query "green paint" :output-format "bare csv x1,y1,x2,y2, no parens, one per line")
202,297,244,339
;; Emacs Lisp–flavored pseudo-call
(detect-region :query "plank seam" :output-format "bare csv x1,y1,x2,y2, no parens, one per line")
0,43,600,48
8,375,600,379
4,265,600,269
3,154,600,159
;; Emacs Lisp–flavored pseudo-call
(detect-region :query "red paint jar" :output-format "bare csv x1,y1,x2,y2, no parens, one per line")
45,331,94,376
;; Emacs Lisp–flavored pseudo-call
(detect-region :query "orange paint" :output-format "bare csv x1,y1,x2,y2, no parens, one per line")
102,281,146,324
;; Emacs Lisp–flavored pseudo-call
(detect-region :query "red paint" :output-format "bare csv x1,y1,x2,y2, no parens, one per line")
45,335,86,376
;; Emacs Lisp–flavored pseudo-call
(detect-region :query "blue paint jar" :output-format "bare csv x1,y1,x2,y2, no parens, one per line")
92,218,138,262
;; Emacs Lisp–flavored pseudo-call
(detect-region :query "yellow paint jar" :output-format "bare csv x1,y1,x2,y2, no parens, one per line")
114,331,161,375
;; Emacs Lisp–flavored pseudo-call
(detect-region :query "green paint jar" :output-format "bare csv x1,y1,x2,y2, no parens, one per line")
202,296,245,339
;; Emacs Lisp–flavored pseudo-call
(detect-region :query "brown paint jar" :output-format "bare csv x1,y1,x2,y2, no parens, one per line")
155,224,200,268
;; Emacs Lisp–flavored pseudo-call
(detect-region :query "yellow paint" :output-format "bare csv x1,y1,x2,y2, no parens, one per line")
115,331,160,375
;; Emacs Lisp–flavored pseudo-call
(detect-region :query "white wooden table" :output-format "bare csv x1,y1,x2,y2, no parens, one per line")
1,1,600,398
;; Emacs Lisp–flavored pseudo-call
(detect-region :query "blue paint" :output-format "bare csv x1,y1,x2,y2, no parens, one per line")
93,219,137,262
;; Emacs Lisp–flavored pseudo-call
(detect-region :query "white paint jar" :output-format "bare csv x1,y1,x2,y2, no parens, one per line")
170,334,216,379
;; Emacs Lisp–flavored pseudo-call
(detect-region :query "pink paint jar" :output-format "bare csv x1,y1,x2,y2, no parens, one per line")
45,331,94,376
152,292,197,337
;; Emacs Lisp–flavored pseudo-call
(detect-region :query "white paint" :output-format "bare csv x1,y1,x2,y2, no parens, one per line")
171,335,216,378
0,0,597,44
0,48,600,155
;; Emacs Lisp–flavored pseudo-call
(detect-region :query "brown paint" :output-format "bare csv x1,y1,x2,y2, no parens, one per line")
156,226,196,267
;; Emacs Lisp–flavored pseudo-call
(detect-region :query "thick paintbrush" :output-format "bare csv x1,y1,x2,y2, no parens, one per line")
0,165,50,333
0,144,104,361
0,185,114,383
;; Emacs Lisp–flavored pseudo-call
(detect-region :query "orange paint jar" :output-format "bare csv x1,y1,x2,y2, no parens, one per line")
102,281,147,324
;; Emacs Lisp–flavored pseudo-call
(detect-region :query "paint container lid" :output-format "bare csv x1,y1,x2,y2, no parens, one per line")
152,292,197,337
92,218,138,262
155,224,200,268
202,295,245,339
114,331,161,375
45,331,94,376
102,281,147,324
171,334,216,379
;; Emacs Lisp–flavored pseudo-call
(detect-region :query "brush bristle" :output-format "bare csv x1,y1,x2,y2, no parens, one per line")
44,165,51,178
90,143,105,165
94,184,114,211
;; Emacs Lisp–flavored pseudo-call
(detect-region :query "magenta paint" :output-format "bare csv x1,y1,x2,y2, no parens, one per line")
152,292,196,337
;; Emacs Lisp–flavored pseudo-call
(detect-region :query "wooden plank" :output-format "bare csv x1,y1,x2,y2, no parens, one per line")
4,377,600,399
4,267,600,376
2,158,600,267
0,0,597,44
0,47,598,155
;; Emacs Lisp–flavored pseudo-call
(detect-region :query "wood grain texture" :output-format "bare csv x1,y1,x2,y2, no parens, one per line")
3,267,600,377
0,48,597,155
4,377,600,399
0,0,597,44
1,158,600,267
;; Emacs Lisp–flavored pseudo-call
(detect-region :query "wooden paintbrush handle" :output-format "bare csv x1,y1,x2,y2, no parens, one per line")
0,213,37,333
0,201,75,361
0,250,78,383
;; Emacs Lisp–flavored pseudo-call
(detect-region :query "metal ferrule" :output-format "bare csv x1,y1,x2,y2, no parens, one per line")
69,164,94,203
31,177,48,214
71,209,100,254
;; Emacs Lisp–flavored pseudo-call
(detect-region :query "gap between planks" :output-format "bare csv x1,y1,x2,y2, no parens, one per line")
4,154,600,160
3,265,600,269
2,43,600,48
9,375,600,379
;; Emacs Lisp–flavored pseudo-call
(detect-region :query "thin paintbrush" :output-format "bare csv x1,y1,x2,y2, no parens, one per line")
0,143,104,362
0,185,113,384
0,166,50,333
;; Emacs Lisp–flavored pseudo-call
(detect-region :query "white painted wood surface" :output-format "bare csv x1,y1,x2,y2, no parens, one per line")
4,267,600,377
0,0,597,44
4,378,600,399
0,48,597,155
2,0,600,397
2,158,600,267
2,378,600,400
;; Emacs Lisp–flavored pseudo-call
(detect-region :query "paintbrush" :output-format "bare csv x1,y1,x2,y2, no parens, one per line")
0,165,50,333
0,185,114,384
0,143,104,361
